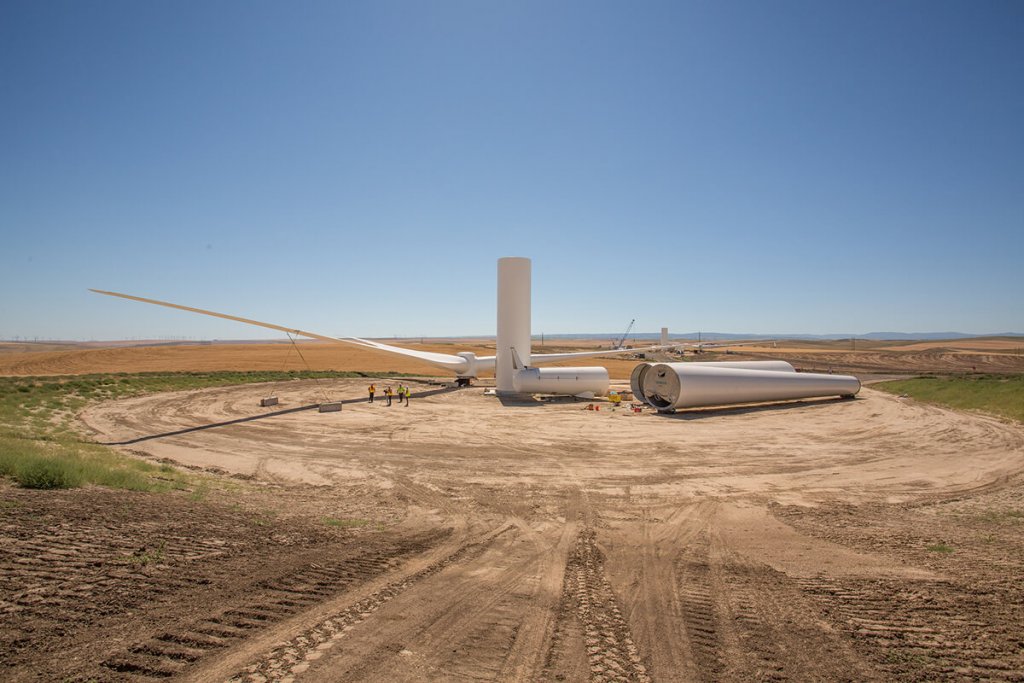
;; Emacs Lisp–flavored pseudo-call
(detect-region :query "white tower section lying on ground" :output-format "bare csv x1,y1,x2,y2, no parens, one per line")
630,360,796,398
631,362,859,412
496,257,532,395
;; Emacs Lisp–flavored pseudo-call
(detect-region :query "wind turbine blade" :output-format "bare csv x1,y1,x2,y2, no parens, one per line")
530,345,662,365
89,289,469,373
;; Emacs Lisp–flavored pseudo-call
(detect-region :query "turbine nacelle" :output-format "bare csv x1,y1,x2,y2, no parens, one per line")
455,351,480,378
512,366,609,398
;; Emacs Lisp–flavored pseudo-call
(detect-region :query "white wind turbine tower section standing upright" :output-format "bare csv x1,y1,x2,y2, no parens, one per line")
496,257,532,395
494,256,612,398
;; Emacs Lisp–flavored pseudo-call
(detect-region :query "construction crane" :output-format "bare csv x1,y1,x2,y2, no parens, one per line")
615,319,635,349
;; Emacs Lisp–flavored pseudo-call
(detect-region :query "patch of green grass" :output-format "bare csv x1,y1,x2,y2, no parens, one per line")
14,458,83,489
874,375,1024,424
323,516,370,528
187,481,211,501
0,435,189,491
926,542,954,553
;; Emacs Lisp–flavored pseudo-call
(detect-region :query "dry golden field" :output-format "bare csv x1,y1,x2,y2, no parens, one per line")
2,336,1023,378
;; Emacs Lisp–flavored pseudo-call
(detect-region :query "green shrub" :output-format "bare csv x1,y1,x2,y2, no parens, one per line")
926,543,954,553
15,458,84,489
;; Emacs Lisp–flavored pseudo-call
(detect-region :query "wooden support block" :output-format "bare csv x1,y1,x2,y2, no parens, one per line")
260,397,279,407
318,402,342,413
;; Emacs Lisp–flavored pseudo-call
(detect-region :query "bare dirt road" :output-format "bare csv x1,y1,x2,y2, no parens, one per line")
3,378,1008,681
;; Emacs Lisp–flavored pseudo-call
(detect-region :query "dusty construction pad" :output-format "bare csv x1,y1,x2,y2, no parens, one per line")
3,379,1024,681
80,380,1022,503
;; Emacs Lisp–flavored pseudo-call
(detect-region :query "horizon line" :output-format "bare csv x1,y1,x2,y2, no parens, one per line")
3,331,1023,344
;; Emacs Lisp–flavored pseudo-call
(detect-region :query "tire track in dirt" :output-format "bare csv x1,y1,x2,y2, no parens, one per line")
603,500,880,682
404,538,544,681
0,528,232,630
425,516,560,682
673,529,726,681
714,557,877,681
225,525,511,682
438,590,528,681
543,490,650,683
274,492,578,683
798,575,1024,681
478,487,582,682
601,501,710,682
0,488,362,682
773,495,1024,680
95,530,448,681
673,511,882,682
226,512,571,683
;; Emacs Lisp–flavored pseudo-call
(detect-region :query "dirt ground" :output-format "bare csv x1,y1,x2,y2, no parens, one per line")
3,339,1024,682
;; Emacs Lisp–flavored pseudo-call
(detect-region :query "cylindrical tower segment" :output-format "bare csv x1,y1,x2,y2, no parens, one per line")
496,257,532,395
632,361,796,406
638,363,859,412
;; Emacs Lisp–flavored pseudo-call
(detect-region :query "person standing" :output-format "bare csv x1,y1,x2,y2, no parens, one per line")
368,383,376,403
385,385,393,406
397,383,405,405
404,385,411,406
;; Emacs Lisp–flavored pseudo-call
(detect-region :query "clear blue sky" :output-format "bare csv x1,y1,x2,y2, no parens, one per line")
2,0,1021,340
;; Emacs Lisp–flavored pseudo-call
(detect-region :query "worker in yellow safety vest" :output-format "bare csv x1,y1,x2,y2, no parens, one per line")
368,384,376,403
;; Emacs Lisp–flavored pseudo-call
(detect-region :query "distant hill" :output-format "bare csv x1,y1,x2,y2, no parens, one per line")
5,332,1022,346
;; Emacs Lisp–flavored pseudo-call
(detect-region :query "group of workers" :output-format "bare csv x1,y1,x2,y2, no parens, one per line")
366,383,411,407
